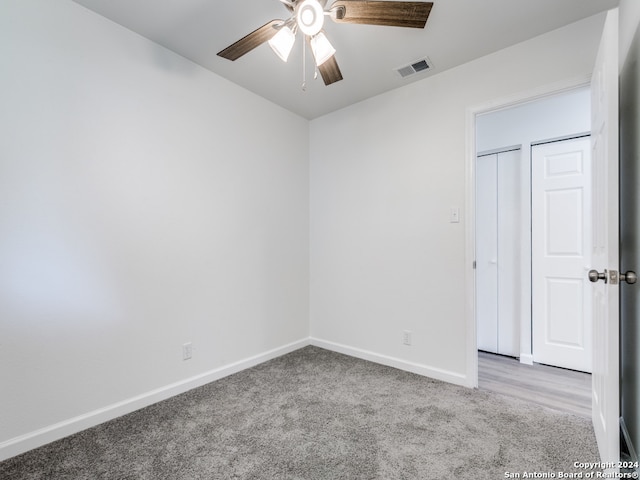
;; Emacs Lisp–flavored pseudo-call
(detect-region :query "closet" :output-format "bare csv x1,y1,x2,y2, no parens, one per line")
476,148,521,357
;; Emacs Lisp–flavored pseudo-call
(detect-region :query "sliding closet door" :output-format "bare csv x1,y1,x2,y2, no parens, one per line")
477,149,521,357
496,150,521,356
477,154,499,353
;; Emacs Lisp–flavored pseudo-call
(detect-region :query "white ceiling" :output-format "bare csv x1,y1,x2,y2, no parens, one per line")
72,0,618,119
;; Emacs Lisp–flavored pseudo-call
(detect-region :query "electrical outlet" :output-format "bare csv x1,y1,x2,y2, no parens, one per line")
402,330,412,346
182,342,192,360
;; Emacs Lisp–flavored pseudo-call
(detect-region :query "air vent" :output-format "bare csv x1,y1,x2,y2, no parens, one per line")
395,58,432,78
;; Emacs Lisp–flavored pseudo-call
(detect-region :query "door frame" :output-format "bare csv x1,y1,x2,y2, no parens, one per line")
464,76,593,388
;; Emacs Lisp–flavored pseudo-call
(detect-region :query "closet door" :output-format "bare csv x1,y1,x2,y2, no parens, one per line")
531,137,592,372
477,154,499,353
477,149,521,357
496,150,521,357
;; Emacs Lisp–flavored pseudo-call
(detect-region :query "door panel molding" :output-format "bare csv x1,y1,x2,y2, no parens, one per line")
532,137,592,373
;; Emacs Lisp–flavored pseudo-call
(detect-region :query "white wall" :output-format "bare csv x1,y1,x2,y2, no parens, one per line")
620,0,640,68
309,13,606,385
0,0,309,458
476,88,591,153
476,88,591,363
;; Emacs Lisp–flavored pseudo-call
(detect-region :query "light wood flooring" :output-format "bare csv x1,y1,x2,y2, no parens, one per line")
478,351,592,418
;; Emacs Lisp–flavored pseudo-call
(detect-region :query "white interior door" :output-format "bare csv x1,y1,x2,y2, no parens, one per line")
477,149,521,356
531,137,592,373
590,8,619,466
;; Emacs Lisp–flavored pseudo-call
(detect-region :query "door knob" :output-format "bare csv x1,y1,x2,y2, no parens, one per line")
588,269,607,283
620,271,638,285
588,269,637,285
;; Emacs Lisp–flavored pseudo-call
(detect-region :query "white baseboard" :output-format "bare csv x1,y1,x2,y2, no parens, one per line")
310,337,470,387
519,353,534,365
0,338,310,462
2,337,471,462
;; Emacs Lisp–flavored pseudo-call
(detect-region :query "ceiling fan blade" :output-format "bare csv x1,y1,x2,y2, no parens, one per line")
217,20,282,61
279,0,328,10
318,55,343,85
330,1,433,28
278,0,295,13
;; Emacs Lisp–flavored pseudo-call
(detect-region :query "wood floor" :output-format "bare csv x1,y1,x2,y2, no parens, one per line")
478,351,592,418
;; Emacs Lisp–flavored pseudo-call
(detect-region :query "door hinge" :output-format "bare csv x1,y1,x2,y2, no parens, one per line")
473,260,476,269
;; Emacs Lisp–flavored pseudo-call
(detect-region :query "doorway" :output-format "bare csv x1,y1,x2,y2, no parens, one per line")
473,87,593,410
474,86,591,366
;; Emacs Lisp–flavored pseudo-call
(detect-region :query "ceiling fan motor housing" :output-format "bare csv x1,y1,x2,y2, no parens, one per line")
296,0,325,35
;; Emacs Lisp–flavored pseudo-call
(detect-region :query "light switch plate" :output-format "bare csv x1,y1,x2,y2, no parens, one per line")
450,207,460,223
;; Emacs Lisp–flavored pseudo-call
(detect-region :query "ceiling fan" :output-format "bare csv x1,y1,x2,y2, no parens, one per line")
217,0,433,86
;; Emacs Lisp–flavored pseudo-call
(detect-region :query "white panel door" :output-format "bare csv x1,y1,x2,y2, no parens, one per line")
476,149,521,356
590,9,619,467
532,137,592,373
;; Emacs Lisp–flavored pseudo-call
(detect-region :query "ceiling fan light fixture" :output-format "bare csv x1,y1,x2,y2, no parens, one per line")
268,25,296,62
310,32,335,66
218,0,435,87
297,0,324,36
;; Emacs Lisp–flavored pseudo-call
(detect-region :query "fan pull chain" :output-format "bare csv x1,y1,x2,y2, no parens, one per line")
301,37,307,91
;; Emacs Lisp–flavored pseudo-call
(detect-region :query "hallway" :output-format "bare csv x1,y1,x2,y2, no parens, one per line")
478,351,591,418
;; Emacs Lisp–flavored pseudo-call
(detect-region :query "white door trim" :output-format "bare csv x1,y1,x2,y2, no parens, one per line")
464,75,592,388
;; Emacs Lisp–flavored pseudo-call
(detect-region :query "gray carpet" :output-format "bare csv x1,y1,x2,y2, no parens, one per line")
0,346,600,479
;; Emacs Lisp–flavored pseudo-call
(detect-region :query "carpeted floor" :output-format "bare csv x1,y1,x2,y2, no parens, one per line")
0,346,600,479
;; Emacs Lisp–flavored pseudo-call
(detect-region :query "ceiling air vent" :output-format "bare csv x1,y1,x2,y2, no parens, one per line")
395,58,432,78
